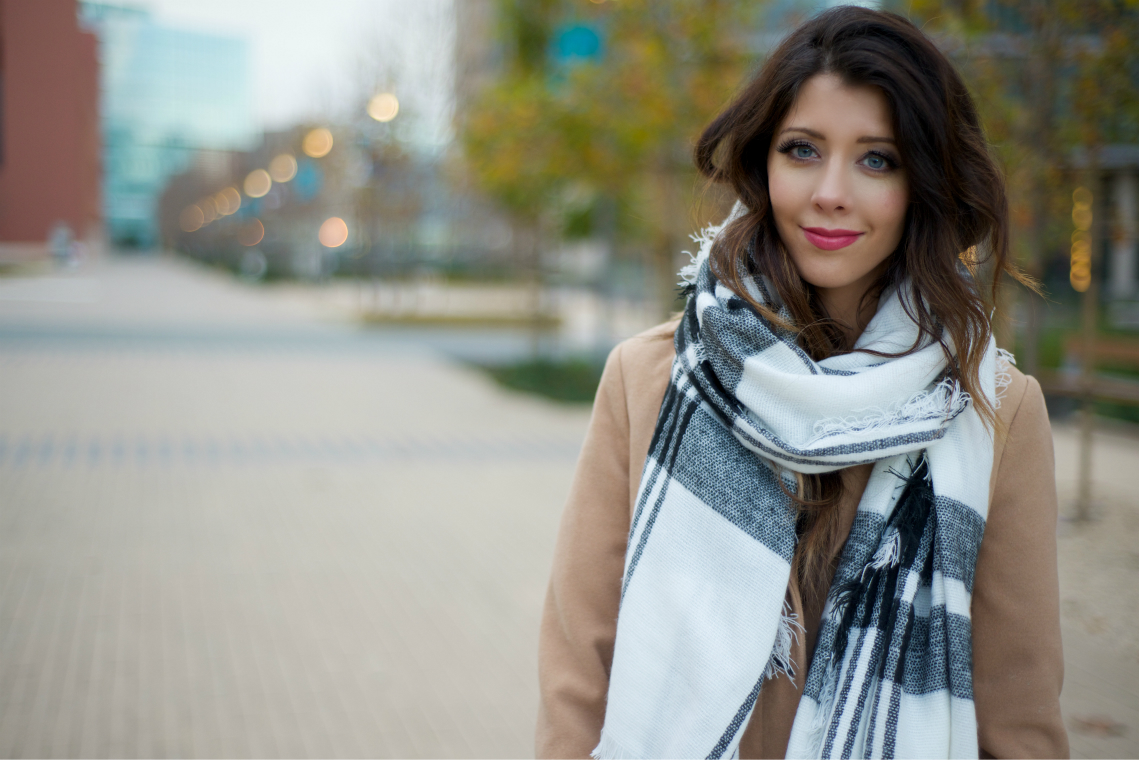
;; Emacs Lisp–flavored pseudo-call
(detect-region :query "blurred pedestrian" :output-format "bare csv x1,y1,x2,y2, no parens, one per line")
48,221,74,268
538,7,1066,759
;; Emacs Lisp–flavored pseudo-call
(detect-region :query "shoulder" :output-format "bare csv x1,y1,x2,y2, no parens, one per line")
611,318,679,365
602,318,679,399
988,362,1054,514
991,363,1049,484
995,361,1034,429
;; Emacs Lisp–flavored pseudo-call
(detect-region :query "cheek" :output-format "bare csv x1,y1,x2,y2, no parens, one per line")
870,183,908,238
765,168,804,227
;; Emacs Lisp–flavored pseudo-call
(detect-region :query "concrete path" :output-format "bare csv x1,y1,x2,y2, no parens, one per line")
0,256,592,758
1053,421,1139,758
0,255,1136,757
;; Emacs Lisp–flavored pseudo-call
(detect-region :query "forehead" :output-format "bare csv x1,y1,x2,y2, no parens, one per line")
779,73,894,138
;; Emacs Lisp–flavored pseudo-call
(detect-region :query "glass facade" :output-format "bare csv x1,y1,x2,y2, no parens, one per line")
81,3,255,248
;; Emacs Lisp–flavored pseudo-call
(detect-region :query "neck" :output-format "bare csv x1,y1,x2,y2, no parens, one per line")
816,286,879,349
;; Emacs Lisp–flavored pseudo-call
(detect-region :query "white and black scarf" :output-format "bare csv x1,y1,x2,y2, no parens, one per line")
594,212,1004,759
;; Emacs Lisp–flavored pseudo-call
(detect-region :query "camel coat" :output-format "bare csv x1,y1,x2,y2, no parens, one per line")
537,321,1068,759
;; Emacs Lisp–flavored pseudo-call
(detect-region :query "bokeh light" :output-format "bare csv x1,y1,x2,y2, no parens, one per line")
222,186,242,213
1070,187,1093,292
200,197,218,223
303,128,334,158
318,217,348,248
367,93,399,122
180,205,204,232
244,169,272,198
238,219,265,247
269,153,298,183
214,187,240,216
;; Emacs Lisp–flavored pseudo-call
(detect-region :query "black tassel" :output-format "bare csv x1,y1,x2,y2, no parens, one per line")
825,453,935,676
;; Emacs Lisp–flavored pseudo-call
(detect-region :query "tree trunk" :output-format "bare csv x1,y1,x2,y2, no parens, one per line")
1021,0,1060,378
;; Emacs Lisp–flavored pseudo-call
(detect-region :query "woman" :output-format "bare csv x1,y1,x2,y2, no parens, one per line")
537,6,1067,760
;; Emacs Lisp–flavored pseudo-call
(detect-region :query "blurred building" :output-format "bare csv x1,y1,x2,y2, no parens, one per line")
0,0,100,262
1094,146,1139,323
453,0,498,114
80,2,255,249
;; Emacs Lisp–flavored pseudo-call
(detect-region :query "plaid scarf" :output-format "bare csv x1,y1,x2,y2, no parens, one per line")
593,216,998,759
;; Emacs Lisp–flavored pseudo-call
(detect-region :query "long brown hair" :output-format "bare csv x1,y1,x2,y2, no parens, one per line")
693,6,1029,603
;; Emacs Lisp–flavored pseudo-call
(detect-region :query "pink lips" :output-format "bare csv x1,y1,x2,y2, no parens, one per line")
802,226,864,251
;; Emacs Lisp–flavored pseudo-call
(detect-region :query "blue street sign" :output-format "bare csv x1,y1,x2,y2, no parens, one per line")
553,24,602,63
293,159,324,203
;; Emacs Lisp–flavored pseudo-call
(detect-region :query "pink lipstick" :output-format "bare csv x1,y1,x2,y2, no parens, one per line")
802,226,863,251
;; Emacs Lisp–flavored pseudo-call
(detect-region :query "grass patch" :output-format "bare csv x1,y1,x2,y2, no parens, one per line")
480,356,605,404
361,312,560,329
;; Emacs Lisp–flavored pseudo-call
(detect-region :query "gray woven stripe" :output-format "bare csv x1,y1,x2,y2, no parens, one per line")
667,408,798,562
900,608,974,698
932,495,986,592
697,302,783,390
805,603,975,701
729,423,952,464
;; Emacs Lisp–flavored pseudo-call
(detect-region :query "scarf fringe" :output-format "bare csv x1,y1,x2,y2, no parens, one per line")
861,527,902,581
592,731,643,760
807,659,841,748
679,224,723,286
678,202,746,287
808,376,970,443
994,348,1015,409
762,599,805,684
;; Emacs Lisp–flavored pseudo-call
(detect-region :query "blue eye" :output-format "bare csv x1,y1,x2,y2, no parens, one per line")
862,151,898,172
776,140,818,160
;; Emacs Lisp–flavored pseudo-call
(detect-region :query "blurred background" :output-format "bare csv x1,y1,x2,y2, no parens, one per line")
0,0,1136,757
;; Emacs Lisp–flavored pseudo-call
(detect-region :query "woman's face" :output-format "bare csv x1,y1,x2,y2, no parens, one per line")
766,73,908,320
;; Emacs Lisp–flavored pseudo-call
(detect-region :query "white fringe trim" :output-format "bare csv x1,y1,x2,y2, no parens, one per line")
807,663,839,748
592,731,642,760
994,348,1015,409
678,222,724,286
678,202,746,286
862,527,901,581
808,376,971,442
762,598,805,684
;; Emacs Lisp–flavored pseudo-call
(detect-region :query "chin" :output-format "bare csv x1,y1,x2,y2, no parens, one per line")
788,257,865,292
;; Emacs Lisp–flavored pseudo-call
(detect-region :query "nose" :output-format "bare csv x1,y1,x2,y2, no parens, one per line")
811,157,851,214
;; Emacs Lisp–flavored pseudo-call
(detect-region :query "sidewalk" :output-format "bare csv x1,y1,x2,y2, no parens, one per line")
1052,420,1139,758
0,255,592,757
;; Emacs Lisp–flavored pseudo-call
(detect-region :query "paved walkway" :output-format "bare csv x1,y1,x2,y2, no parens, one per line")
0,256,592,758
1053,421,1139,758
0,255,1136,757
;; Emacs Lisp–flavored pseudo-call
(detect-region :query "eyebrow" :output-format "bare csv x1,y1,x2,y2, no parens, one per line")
778,126,896,144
